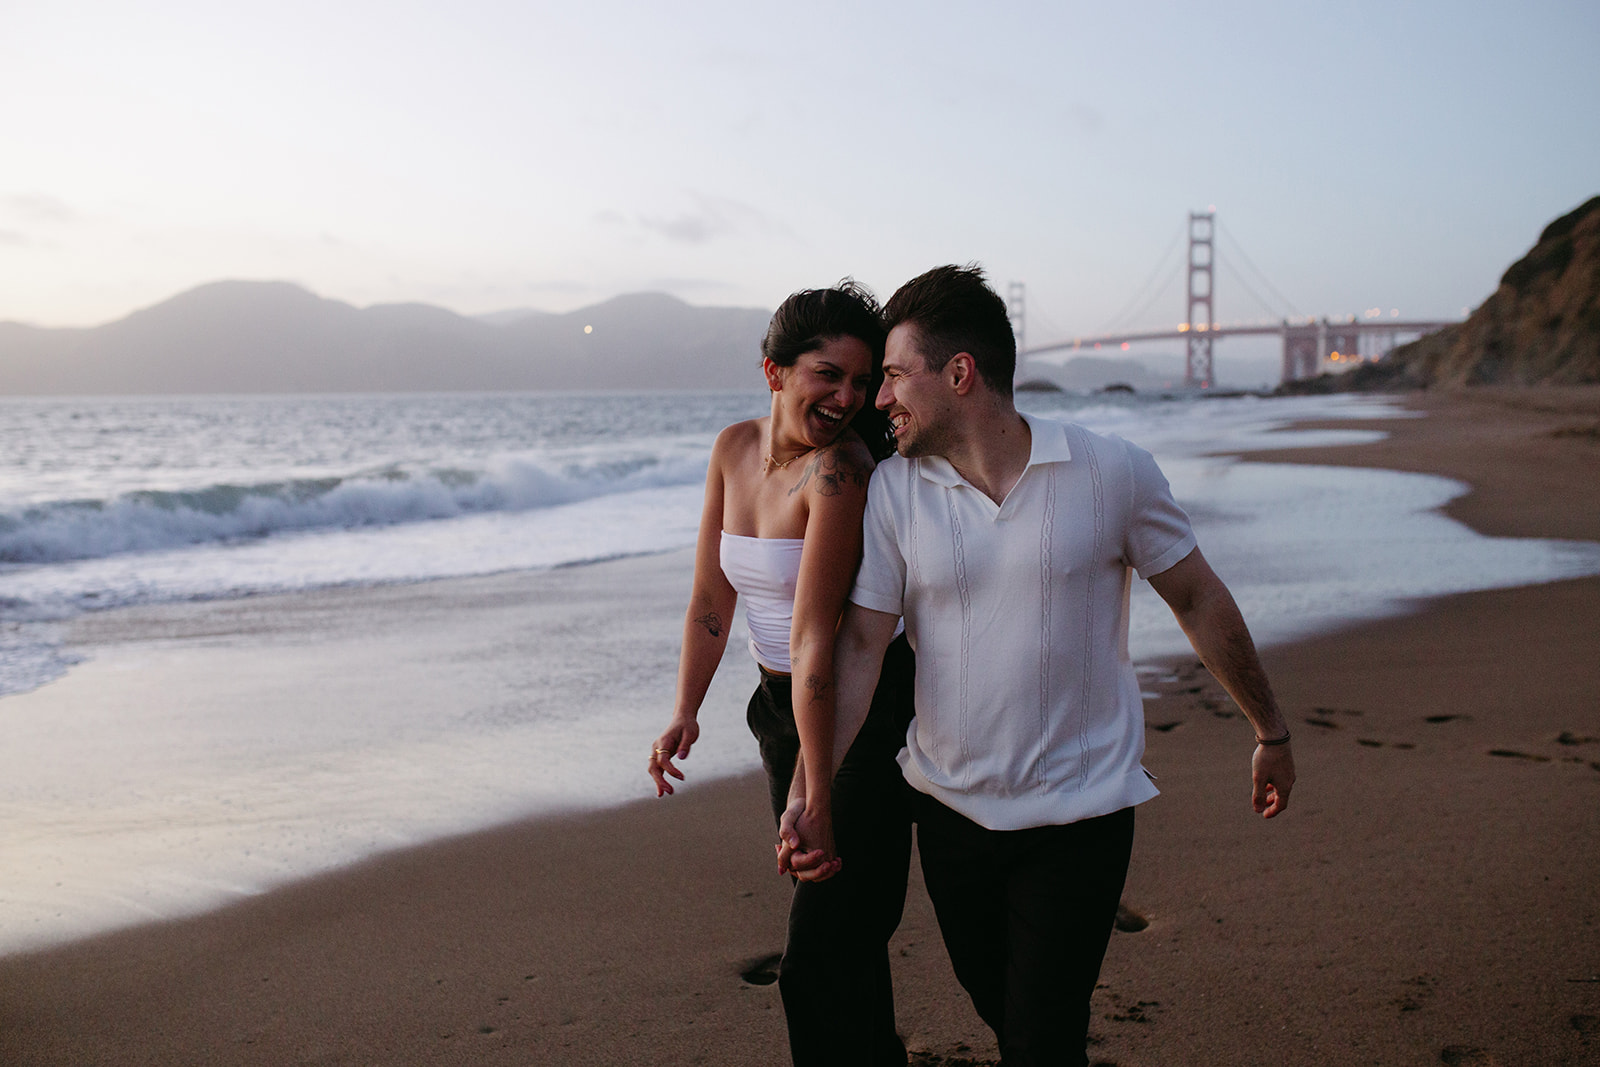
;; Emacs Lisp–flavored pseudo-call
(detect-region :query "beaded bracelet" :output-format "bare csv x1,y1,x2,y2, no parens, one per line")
1255,731,1292,746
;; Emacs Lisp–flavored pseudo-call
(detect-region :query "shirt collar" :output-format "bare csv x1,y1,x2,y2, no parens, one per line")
915,412,1073,487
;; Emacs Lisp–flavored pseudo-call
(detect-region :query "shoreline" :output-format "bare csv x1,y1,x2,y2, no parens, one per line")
1,386,1597,1065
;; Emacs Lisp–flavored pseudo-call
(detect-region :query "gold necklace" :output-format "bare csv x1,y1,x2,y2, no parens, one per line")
763,442,814,473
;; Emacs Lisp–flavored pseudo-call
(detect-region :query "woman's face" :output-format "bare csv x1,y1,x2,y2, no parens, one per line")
768,335,875,448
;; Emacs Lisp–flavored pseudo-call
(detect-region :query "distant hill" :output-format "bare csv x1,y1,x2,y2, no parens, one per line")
1392,196,1600,387
0,282,774,395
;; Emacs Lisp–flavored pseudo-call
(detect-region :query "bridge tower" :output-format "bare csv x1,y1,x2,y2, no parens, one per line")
1007,281,1026,355
1185,211,1215,388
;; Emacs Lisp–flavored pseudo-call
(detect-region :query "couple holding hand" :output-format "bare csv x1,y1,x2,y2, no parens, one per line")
648,265,1295,1067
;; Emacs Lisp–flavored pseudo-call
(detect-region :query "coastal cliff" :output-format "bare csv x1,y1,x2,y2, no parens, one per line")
1393,196,1600,386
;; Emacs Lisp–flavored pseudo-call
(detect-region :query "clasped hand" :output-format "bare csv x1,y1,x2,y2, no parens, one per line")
775,797,842,882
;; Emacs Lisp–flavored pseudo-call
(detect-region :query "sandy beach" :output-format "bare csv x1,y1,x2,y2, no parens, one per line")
2,386,1598,1067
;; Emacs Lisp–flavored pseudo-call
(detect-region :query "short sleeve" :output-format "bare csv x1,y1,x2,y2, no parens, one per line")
1122,441,1197,580
849,464,907,615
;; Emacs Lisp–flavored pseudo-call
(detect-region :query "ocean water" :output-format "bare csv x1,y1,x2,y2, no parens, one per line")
3,388,1599,954
0,392,756,696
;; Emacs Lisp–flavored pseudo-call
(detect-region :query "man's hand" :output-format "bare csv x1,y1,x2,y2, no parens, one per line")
648,716,699,797
1252,742,1295,818
776,797,842,881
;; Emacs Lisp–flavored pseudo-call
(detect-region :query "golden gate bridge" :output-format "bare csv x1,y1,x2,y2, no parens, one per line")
1010,211,1457,388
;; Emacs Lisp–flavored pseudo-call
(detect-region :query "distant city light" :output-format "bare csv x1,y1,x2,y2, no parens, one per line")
584,325,593,334
1121,342,1130,350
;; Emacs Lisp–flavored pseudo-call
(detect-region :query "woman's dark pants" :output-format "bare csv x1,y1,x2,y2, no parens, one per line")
746,634,916,1067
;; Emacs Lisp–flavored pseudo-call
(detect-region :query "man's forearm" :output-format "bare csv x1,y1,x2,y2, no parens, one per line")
1152,549,1294,816
1181,585,1287,741
830,624,888,773
788,605,896,803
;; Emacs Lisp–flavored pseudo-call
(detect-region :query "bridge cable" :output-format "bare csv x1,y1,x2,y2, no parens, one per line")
1215,219,1303,319
1218,258,1291,323
1094,220,1187,335
1026,306,1074,350
1096,258,1186,339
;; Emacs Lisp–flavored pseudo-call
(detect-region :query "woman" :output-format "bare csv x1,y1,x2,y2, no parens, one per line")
647,282,914,1067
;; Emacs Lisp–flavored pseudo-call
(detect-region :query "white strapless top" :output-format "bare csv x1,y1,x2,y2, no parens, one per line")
720,532,803,673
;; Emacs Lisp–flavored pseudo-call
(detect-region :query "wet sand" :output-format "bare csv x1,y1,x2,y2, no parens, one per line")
1,386,1597,1066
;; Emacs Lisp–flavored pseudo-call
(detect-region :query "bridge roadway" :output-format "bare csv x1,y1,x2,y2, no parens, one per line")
1023,318,1456,383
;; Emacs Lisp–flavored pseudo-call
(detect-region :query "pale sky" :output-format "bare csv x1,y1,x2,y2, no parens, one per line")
3,0,1597,347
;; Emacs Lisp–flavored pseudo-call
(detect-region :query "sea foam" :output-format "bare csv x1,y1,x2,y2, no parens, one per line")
0,451,707,566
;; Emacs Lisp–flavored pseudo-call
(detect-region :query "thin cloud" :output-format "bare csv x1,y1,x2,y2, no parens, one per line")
0,229,28,246
644,276,747,298
641,213,724,245
636,194,789,246
5,193,76,224
1064,101,1105,134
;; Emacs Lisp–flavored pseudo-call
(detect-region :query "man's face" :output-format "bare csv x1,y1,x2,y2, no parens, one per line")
878,324,952,458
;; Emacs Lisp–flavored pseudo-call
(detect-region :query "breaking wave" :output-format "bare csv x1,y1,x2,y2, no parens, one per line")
0,452,707,566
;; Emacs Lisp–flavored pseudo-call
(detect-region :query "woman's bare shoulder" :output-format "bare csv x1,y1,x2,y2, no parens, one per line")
792,435,875,500
711,418,764,461
827,432,877,474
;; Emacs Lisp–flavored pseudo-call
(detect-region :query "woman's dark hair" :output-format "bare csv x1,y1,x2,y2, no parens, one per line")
761,279,894,460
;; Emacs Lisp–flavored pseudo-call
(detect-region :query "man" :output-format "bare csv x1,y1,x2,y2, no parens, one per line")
784,265,1294,1067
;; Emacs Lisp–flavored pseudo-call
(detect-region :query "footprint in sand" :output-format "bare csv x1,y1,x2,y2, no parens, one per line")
908,1048,999,1067
739,953,783,986
1426,714,1470,724
1114,902,1150,933
1572,1013,1600,1034
1487,749,1552,763
1104,996,1160,1024
1440,1046,1498,1066
1393,974,1437,1013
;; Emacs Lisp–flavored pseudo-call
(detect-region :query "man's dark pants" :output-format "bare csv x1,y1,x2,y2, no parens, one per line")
747,634,917,1067
912,793,1136,1067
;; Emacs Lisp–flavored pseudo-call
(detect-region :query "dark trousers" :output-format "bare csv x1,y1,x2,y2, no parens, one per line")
912,794,1136,1067
746,634,916,1067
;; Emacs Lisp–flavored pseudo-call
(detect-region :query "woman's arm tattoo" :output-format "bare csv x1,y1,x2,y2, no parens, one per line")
789,449,868,498
695,611,724,638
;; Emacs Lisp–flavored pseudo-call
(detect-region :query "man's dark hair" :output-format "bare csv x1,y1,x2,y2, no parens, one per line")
760,279,894,460
882,264,1016,396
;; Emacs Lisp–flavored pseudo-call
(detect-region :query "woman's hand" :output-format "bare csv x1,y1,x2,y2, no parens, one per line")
648,716,700,797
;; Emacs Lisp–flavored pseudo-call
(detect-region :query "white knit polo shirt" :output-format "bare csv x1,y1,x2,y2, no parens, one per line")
851,414,1196,831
